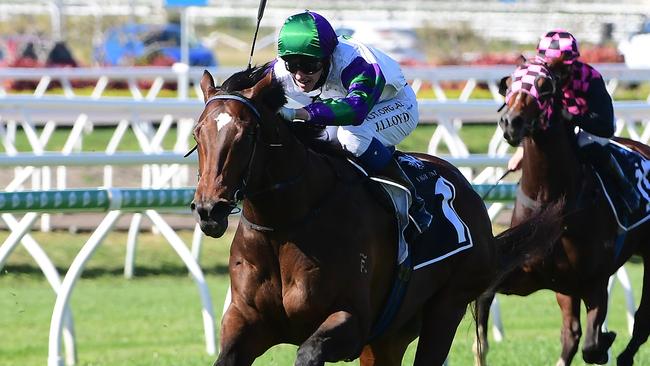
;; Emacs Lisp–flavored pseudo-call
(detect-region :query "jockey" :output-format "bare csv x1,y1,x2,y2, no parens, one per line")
273,10,432,234
508,29,640,215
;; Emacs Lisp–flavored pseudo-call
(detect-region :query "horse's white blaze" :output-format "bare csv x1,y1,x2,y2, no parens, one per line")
215,113,233,131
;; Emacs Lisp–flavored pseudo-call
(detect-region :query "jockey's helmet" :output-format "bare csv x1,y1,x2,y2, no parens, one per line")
536,29,580,65
278,11,338,60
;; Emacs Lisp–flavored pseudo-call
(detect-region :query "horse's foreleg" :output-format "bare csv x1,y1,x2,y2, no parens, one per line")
555,292,582,366
294,310,364,366
618,254,650,366
474,292,495,366
215,304,277,366
581,283,616,365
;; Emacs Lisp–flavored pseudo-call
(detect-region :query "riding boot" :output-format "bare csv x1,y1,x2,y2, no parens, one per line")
378,158,433,234
581,143,640,214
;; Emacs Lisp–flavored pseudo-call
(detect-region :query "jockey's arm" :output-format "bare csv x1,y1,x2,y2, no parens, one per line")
304,57,385,126
568,77,615,138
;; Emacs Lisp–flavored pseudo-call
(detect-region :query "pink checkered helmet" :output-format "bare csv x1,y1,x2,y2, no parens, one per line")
536,29,580,64
505,62,555,126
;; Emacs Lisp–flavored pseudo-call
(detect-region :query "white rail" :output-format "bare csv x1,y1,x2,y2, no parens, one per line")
2,64,650,101
1,95,649,194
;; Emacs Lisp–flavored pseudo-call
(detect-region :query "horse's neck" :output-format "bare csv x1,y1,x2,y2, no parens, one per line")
521,125,581,203
243,140,336,229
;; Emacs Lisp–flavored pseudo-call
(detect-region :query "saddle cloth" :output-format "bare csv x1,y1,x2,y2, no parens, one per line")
395,153,473,270
349,153,474,268
596,141,650,231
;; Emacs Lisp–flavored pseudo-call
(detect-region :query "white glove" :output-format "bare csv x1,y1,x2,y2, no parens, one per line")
278,106,297,121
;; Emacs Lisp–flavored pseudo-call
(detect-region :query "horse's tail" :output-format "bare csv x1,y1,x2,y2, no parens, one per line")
487,198,565,293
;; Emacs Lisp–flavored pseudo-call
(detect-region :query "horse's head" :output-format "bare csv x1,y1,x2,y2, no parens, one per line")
190,64,287,237
498,61,557,146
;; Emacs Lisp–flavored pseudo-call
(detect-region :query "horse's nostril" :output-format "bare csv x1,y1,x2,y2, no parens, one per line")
192,202,214,221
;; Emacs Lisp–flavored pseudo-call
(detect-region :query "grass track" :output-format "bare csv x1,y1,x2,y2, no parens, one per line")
1,229,649,365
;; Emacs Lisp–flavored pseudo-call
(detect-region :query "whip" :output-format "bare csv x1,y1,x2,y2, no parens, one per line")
247,0,268,69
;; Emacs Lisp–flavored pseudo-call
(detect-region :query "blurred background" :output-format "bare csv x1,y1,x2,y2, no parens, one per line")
0,0,648,69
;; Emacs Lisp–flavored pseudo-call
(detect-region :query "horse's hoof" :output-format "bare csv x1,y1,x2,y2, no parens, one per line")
583,351,609,365
602,331,617,350
582,332,617,365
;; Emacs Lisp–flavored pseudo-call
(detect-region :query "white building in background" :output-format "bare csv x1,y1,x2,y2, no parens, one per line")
1,0,649,44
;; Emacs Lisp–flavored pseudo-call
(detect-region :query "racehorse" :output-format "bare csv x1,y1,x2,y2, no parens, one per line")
476,59,650,366
190,64,563,366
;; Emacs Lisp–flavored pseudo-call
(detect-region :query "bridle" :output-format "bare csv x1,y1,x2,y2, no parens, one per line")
188,93,309,215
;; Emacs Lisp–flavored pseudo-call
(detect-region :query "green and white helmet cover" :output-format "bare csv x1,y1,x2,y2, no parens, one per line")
278,11,339,59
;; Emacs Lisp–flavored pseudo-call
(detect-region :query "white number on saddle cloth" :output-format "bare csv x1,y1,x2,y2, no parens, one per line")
435,177,470,244
635,159,650,212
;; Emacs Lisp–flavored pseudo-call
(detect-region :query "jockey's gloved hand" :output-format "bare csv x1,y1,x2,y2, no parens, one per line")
278,106,297,121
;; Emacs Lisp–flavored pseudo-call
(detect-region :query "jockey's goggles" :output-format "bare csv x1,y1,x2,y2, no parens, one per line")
283,56,324,75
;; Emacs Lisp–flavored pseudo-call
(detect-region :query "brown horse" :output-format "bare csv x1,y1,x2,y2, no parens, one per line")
190,64,562,366
476,60,650,366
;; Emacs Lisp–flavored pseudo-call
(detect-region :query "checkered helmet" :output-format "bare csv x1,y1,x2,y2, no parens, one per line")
536,29,580,64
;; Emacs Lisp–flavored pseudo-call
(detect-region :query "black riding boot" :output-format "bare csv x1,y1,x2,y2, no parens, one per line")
581,143,640,214
378,158,433,234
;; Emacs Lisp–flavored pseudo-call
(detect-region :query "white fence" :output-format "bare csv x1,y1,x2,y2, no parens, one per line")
3,64,650,101
1,64,649,195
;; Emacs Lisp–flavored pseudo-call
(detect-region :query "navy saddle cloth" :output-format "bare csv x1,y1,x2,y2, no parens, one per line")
396,153,473,270
598,142,650,230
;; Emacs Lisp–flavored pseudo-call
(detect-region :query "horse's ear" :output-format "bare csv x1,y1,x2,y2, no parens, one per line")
537,75,555,96
516,54,527,66
239,72,287,112
239,72,272,100
200,70,216,103
498,76,511,97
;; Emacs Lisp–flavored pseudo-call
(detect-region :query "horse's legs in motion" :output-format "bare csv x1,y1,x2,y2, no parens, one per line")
618,253,650,366
581,282,617,365
555,293,582,366
295,311,363,366
215,306,277,366
359,321,418,366
413,292,468,366
474,292,495,366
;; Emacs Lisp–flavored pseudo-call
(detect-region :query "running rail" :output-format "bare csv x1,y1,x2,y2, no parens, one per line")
0,188,214,366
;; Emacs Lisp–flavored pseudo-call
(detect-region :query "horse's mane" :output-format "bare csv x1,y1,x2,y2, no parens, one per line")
220,62,287,112
220,62,351,159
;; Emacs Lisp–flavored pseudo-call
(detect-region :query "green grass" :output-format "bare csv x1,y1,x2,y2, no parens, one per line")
1,228,649,365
